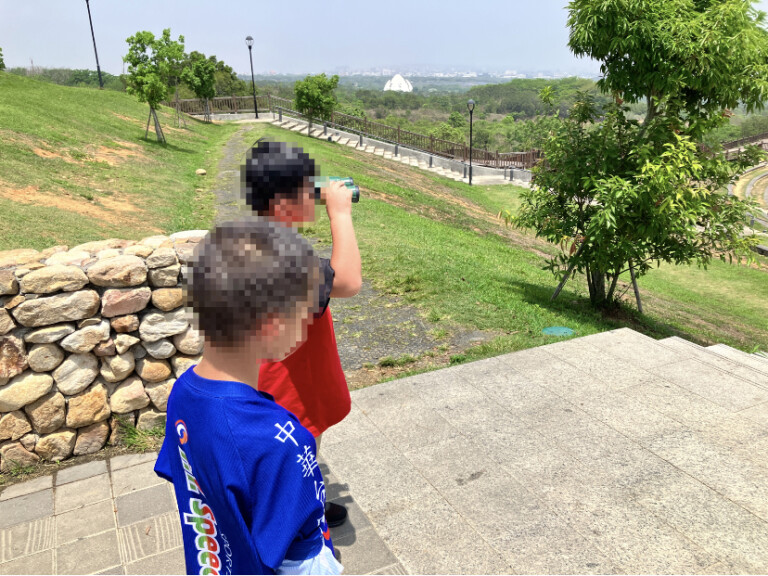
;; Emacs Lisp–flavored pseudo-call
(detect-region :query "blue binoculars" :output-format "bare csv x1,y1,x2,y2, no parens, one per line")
314,177,360,203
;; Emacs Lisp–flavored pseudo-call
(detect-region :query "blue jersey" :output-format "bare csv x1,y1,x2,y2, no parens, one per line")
154,367,332,575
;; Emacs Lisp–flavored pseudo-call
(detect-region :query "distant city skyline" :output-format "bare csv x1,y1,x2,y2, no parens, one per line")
2,1,768,79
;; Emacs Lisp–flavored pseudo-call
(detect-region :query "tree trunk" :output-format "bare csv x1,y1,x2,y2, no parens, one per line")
204,98,211,123
150,107,166,143
629,260,643,313
606,269,621,302
586,264,608,307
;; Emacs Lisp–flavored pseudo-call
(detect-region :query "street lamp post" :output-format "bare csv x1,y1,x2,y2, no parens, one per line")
467,99,475,186
245,36,259,119
85,0,103,89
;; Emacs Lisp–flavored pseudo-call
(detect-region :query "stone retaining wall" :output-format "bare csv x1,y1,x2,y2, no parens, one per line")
0,231,208,471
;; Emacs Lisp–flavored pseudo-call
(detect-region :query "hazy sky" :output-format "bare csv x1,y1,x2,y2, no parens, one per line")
2,1,768,76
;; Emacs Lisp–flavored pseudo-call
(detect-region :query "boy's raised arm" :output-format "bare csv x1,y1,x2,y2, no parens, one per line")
325,180,361,298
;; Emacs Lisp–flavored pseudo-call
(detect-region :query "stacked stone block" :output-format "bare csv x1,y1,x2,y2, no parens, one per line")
0,231,207,471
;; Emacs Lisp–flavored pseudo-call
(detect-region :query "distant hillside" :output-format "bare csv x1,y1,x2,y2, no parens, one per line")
466,77,611,117
0,73,237,251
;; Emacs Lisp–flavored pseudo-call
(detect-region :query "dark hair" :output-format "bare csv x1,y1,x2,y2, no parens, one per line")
187,220,320,347
241,139,317,215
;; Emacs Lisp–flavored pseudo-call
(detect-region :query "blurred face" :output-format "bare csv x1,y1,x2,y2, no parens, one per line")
268,181,316,227
256,297,315,361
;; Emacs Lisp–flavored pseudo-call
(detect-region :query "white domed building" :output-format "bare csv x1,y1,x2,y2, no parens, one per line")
383,74,413,92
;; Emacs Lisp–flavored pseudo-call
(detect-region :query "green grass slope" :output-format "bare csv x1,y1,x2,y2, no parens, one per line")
244,124,768,354
0,72,238,250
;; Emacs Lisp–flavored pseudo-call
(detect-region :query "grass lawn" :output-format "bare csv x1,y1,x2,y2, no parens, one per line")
2,79,765,356
241,124,768,354
0,73,239,250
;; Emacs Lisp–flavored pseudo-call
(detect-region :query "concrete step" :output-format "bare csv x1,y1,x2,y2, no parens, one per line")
706,344,768,374
346,140,359,148
337,138,350,146
383,152,393,159
373,149,385,156
659,337,768,390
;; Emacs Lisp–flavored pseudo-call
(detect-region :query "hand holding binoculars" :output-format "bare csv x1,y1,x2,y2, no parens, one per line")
314,177,360,204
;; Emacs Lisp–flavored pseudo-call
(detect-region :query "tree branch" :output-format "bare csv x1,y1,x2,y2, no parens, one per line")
551,241,587,301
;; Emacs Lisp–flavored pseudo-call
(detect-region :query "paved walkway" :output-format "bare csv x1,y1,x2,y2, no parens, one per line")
0,451,393,575
1,329,767,574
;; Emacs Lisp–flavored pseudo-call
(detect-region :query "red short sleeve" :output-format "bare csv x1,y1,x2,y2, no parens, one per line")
258,308,351,437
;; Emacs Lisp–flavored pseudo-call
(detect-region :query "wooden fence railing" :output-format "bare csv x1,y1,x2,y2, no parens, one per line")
170,95,272,115
168,94,541,169
266,96,541,169
723,131,768,150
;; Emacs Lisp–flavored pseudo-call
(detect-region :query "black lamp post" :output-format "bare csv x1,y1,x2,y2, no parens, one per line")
467,99,475,186
85,0,104,89
245,36,259,119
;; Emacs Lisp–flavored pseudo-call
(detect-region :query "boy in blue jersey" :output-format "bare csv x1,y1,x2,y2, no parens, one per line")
154,220,343,575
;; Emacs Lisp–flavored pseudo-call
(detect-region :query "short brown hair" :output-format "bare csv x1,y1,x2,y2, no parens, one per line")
187,220,320,347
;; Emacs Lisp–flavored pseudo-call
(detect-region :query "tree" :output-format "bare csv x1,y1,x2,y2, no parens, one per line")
472,121,492,150
503,0,768,309
0,47,5,71
430,122,464,143
211,57,247,96
294,73,339,135
182,51,216,122
123,29,186,142
448,111,466,129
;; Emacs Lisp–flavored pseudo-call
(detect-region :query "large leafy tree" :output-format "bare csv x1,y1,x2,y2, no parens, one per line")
211,58,247,96
123,29,185,142
506,0,768,309
182,51,216,122
294,73,339,135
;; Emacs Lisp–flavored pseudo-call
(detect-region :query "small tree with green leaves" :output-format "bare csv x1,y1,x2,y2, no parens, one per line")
123,29,186,142
182,51,216,122
0,47,5,71
448,111,466,129
294,73,339,136
502,0,768,309
430,122,464,143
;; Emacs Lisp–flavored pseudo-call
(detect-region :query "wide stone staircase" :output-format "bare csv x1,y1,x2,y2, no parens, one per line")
320,327,768,574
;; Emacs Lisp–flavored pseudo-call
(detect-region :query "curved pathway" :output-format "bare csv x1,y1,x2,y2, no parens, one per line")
744,171,768,202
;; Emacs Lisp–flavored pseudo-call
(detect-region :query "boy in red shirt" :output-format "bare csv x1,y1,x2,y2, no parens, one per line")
242,139,361,527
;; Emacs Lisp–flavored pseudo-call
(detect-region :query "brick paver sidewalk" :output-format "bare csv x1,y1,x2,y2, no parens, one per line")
0,453,399,575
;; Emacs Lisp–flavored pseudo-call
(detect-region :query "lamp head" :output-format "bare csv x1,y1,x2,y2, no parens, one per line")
467,99,475,113
245,36,254,48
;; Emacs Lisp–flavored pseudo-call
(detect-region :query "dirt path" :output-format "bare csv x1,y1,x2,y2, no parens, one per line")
211,122,501,388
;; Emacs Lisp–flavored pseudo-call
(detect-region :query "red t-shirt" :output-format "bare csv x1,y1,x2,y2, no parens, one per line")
257,259,351,437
